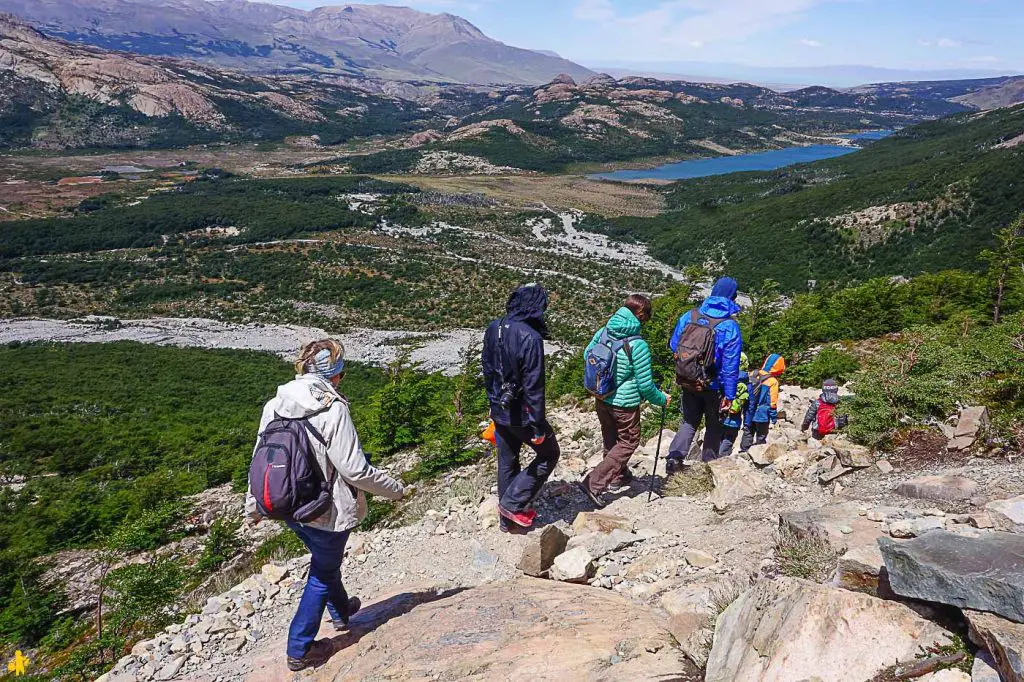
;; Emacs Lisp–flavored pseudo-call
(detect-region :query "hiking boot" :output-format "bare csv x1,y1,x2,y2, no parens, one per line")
499,521,530,535
664,457,685,476
606,482,632,495
330,596,362,631
576,481,607,509
287,640,333,672
498,505,535,528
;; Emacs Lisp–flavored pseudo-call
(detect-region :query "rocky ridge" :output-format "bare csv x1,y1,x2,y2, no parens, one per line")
92,380,1023,682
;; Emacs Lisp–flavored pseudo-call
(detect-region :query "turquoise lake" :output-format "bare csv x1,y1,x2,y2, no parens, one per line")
592,130,894,182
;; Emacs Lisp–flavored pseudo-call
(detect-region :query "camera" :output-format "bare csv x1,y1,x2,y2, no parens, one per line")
498,381,522,410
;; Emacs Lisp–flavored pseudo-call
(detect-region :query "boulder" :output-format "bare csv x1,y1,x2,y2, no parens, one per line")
887,517,946,538
818,454,853,483
880,531,1024,623
986,495,1024,532
550,547,595,583
954,406,989,438
566,529,641,560
572,511,633,535
837,446,873,469
278,579,691,681
683,548,717,568
918,671,970,682
748,443,785,466
966,609,1024,682
708,456,766,510
780,502,891,593
660,577,743,668
896,475,979,502
518,525,569,577
705,577,952,682
260,563,288,585
876,459,894,474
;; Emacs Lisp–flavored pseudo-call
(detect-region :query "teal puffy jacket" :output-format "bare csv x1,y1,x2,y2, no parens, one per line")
586,308,667,409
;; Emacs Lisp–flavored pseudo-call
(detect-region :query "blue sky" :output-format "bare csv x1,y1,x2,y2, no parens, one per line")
269,0,1024,73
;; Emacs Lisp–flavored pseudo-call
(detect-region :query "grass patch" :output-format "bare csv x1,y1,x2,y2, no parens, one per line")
774,527,843,583
663,463,714,497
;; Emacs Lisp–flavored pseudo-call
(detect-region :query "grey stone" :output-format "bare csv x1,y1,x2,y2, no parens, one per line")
888,517,946,539
986,495,1024,532
837,447,873,468
818,455,853,483
683,548,717,568
260,563,288,584
566,529,641,560
970,649,1002,682
965,609,1024,682
896,475,979,502
518,524,569,577
876,459,894,474
155,655,186,681
880,531,1024,623
948,436,976,451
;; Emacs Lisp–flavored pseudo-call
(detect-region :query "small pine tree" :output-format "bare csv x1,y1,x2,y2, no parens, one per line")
980,214,1024,324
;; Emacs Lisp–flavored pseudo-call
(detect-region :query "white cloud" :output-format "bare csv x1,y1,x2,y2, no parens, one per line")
571,0,840,53
937,38,961,48
800,38,823,47
967,55,1001,63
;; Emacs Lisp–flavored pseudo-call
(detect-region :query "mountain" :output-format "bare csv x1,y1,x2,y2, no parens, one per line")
0,0,594,85
953,77,1024,110
0,14,433,149
334,75,969,174
589,61,1022,89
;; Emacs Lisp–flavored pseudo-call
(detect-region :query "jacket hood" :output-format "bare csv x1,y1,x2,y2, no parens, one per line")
271,375,342,419
505,284,550,338
605,307,641,339
760,353,787,376
710,276,739,301
699,295,742,319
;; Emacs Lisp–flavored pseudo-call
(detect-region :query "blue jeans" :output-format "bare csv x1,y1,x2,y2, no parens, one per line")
285,521,352,659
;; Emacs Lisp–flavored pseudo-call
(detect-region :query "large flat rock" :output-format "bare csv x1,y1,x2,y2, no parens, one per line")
708,456,767,510
896,475,979,503
880,531,1024,623
241,579,691,681
966,610,1024,682
705,577,952,682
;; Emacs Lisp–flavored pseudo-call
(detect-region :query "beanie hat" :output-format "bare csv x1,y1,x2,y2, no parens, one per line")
710,277,739,301
821,378,840,405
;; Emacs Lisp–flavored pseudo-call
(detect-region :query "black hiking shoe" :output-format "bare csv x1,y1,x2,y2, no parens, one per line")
287,640,333,672
331,596,361,631
499,521,530,535
576,480,606,509
664,457,685,476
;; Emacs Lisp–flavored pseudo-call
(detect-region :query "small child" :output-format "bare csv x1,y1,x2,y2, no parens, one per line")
801,378,848,439
741,354,787,451
719,352,749,457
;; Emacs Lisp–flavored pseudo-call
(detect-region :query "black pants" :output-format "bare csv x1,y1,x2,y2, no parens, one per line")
667,390,723,463
740,422,770,451
495,422,560,512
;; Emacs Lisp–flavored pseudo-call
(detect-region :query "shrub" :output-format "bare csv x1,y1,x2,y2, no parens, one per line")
195,519,243,575
774,527,842,582
787,347,862,387
662,464,714,497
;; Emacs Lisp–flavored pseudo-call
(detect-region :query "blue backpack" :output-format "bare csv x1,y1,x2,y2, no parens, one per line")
584,329,641,398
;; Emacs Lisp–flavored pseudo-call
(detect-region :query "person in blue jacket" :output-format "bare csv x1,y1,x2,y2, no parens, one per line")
482,284,560,532
665,277,743,471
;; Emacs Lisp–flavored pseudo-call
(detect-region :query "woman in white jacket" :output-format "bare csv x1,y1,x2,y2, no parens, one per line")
246,339,404,672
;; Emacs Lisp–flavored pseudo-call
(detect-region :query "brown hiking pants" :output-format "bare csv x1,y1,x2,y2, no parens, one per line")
585,400,641,495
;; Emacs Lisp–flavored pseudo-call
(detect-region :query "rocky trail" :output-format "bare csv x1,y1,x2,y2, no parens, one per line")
98,386,1022,682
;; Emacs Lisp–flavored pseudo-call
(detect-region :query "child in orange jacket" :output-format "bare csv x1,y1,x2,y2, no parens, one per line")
740,354,786,452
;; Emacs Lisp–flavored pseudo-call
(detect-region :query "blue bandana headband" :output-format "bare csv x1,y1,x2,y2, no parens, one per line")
307,348,345,378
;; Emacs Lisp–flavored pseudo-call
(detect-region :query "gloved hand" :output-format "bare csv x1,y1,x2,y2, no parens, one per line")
663,392,672,407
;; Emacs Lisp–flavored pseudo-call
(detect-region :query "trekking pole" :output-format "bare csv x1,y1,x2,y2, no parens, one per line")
647,395,669,504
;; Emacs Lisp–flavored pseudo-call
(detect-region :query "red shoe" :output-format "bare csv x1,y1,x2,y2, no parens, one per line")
498,505,535,527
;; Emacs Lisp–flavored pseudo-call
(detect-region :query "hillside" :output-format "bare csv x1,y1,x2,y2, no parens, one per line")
0,15,437,150
322,75,969,174
593,103,1024,290
0,0,594,85
953,76,1024,110
848,75,1022,105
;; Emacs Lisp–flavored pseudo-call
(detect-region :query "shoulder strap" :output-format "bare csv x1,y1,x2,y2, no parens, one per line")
689,309,700,326
299,415,336,487
496,317,517,382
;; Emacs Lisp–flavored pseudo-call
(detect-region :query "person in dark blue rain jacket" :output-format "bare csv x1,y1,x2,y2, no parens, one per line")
665,277,743,469
482,284,560,532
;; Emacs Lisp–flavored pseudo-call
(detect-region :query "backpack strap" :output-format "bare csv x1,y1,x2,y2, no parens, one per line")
690,308,729,330
278,411,337,489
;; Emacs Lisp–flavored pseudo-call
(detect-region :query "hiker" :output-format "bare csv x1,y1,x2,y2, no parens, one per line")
801,378,848,439
719,352,750,457
245,339,404,672
579,295,671,508
482,284,560,532
740,353,787,451
665,277,743,471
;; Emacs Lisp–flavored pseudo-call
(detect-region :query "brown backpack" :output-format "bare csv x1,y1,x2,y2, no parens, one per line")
673,310,726,393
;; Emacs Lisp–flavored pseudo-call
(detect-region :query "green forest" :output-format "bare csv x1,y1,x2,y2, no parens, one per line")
0,342,491,679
